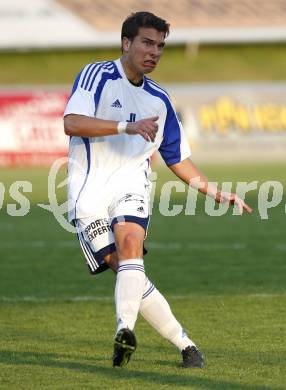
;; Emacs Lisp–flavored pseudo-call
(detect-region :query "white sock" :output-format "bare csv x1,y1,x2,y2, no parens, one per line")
115,258,146,334
139,277,196,351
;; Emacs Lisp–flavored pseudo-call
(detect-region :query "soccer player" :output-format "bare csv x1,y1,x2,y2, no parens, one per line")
64,11,252,368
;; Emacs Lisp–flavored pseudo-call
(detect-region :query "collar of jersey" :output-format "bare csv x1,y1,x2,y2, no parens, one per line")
115,58,146,89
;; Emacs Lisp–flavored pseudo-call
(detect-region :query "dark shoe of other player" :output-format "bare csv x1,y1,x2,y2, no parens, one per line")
181,345,205,368
113,328,137,367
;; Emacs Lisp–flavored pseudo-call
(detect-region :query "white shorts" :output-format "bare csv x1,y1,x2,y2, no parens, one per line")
73,189,150,275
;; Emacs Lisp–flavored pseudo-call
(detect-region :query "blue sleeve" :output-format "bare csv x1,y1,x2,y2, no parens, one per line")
158,104,182,166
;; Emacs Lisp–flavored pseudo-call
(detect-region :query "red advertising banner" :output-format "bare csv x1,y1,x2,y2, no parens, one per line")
0,90,69,166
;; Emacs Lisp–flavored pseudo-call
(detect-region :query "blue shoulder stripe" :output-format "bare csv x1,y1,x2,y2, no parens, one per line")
88,61,116,92
144,79,172,109
78,61,118,93
145,78,170,99
103,61,114,70
93,61,122,113
86,62,107,91
79,61,106,90
80,63,94,88
84,62,103,90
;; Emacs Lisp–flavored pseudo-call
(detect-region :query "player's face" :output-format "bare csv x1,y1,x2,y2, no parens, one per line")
123,28,166,76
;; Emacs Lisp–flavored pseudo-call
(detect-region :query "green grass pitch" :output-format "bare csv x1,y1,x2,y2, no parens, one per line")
0,163,285,389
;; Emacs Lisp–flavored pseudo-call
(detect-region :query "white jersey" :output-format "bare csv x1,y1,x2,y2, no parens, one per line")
64,58,191,221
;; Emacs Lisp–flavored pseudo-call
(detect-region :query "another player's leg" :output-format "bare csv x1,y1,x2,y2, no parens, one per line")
112,222,146,367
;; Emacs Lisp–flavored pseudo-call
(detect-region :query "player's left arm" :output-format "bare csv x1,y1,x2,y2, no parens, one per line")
169,158,253,214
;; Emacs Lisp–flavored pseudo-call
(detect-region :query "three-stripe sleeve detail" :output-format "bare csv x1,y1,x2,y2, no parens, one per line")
79,61,117,92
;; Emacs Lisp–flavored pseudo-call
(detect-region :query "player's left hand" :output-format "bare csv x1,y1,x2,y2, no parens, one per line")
216,191,253,215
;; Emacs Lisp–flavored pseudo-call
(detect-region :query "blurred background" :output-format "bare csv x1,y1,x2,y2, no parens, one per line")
1,0,286,166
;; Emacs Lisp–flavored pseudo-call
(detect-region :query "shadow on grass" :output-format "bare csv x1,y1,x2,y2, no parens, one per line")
0,350,282,390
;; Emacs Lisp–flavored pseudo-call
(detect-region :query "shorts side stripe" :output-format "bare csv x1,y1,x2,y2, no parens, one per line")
74,220,99,272
80,233,99,266
80,234,99,269
78,234,98,272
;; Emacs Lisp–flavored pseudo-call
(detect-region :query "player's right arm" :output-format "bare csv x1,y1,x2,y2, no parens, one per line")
64,114,159,142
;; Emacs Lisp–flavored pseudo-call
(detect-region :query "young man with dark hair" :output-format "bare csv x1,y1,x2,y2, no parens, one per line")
64,11,252,368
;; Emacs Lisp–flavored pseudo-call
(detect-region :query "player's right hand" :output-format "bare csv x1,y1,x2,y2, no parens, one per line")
126,116,159,142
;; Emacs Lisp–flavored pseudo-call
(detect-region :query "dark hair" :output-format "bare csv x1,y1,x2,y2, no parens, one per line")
121,11,170,43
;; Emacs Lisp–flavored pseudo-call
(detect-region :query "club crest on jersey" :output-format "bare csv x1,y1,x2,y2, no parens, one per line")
111,99,122,108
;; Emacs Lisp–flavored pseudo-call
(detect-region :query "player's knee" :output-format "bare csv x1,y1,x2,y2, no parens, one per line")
118,232,143,259
104,252,118,272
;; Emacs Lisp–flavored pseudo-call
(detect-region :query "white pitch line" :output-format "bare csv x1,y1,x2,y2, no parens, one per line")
0,296,113,303
277,244,286,251
147,242,246,251
0,240,78,248
0,293,284,303
0,240,246,251
1,240,285,252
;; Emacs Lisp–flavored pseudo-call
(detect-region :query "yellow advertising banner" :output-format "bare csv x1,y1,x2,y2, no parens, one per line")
169,83,286,161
